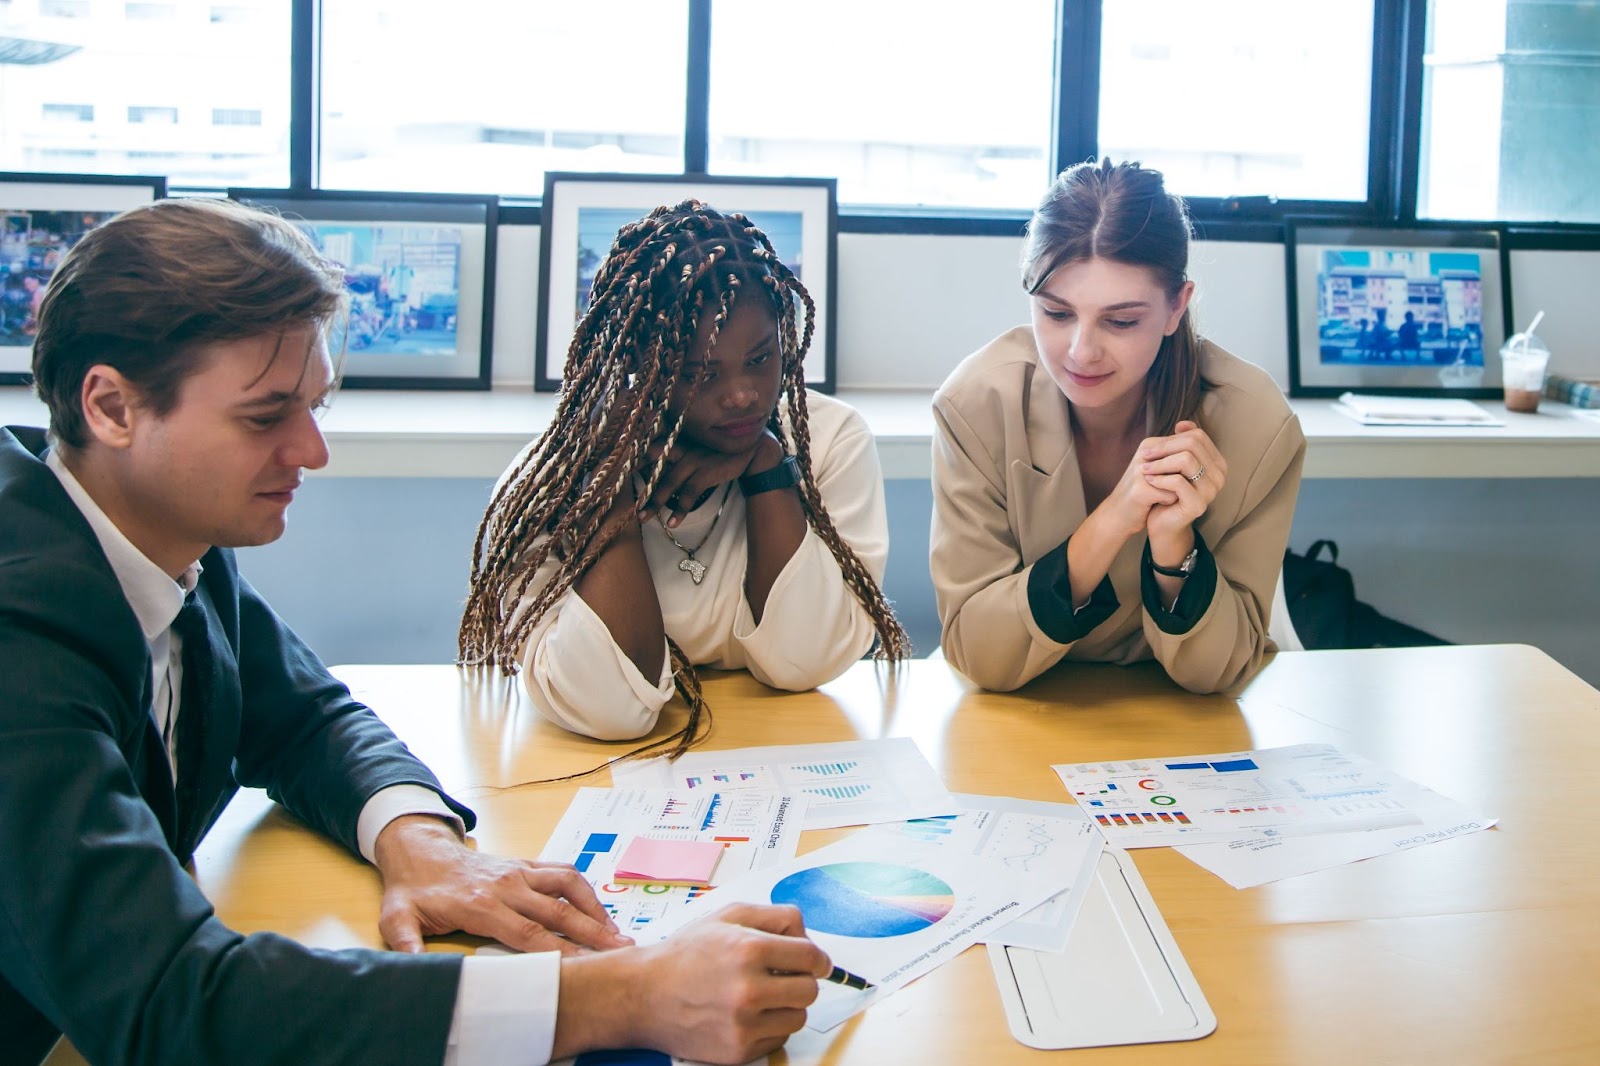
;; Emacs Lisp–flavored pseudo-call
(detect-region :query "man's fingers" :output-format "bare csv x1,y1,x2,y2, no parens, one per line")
378,907,427,955
753,1005,813,1038
523,865,612,924
748,932,831,981
522,867,632,945
504,882,632,950
480,908,584,956
712,902,808,937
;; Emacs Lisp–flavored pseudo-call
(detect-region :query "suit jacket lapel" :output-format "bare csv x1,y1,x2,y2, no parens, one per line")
173,592,241,860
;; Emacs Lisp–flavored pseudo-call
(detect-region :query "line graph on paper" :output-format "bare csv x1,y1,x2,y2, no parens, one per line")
997,819,1058,873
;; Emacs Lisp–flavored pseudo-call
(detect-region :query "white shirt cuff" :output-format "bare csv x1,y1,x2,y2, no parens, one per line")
443,952,562,1066
355,783,463,864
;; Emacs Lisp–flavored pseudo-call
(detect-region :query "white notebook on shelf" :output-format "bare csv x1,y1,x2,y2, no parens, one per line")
1333,392,1504,427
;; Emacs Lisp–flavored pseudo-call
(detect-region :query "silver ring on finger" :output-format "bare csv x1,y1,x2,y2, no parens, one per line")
1186,466,1205,484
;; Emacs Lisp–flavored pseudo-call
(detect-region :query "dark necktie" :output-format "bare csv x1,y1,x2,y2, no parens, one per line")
169,592,214,858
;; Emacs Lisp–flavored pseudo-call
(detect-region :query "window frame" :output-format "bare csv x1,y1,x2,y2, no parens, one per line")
223,0,1600,245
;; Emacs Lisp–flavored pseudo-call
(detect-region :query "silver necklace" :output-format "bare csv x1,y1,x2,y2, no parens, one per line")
657,483,733,585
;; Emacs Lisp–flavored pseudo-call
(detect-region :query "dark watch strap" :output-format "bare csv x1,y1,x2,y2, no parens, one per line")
1149,547,1198,578
739,454,801,496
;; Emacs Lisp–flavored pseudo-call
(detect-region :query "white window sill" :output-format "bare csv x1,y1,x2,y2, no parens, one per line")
4,386,1597,479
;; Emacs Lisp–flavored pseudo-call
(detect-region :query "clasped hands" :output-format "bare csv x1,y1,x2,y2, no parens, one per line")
1100,419,1227,566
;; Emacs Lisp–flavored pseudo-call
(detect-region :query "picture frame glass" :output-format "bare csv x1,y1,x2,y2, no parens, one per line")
229,192,494,389
538,175,835,392
2,177,164,382
1288,222,1509,397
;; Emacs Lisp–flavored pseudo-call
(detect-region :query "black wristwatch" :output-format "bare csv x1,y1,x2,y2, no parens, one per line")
1149,547,1199,579
739,454,801,496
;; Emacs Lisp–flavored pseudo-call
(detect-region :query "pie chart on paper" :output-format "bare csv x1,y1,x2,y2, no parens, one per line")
770,862,955,938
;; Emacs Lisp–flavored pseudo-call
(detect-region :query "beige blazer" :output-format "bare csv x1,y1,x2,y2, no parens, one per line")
931,327,1306,694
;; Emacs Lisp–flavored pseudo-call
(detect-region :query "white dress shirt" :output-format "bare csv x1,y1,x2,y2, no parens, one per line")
46,449,560,1066
510,391,890,740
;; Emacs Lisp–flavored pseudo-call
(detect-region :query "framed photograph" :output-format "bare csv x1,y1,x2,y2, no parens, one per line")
536,172,837,392
1286,219,1513,398
2,173,166,385
228,189,497,390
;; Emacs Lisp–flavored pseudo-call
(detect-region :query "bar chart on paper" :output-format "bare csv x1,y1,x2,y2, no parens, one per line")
1054,744,1425,847
609,738,960,830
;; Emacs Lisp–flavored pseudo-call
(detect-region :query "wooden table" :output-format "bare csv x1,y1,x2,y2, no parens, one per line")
54,645,1600,1064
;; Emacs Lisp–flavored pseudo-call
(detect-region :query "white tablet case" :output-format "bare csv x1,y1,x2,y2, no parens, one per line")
987,847,1216,1049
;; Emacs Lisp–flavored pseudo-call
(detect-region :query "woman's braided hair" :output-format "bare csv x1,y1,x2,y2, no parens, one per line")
459,199,909,767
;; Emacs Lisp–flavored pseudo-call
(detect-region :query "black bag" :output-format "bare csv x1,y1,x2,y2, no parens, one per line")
1281,540,1450,651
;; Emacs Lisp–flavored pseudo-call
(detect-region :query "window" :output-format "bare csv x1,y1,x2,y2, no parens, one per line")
41,0,92,17
318,0,688,197
1098,0,1376,203
42,103,94,122
1419,0,1600,224
211,108,262,126
210,5,252,23
128,105,180,124
707,0,1057,211
125,2,178,20
0,0,290,186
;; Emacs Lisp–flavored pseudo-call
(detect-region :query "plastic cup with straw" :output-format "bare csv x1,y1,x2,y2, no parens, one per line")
1501,309,1550,413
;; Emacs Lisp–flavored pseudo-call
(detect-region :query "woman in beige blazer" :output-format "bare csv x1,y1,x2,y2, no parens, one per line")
931,160,1305,694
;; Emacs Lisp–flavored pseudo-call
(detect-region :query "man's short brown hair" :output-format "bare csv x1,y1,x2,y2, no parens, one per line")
31,197,347,448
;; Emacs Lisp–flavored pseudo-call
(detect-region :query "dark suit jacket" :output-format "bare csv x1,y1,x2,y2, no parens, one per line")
0,426,477,1066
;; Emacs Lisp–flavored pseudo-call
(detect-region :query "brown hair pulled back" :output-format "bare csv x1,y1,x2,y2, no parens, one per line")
1020,158,1208,432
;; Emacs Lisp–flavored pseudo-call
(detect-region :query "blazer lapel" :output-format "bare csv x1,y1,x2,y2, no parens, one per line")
1006,364,1091,566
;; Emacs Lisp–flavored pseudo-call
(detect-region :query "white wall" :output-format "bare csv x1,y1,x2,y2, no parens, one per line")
234,224,1600,687
488,226,1600,391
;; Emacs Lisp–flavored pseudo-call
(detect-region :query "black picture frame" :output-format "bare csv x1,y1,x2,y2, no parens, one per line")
228,188,497,390
2,172,167,385
535,172,837,393
1285,218,1514,398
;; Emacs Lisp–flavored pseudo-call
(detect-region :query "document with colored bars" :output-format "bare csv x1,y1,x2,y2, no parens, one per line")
1053,743,1425,848
609,737,960,830
538,787,804,942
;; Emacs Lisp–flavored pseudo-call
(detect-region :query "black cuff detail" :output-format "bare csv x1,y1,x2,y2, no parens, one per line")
1027,535,1119,644
1142,530,1218,635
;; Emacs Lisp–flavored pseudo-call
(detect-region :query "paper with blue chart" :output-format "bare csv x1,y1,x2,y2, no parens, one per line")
1054,743,1425,848
656,819,1073,1031
538,787,804,942
1174,777,1498,888
609,737,958,830
856,794,1102,952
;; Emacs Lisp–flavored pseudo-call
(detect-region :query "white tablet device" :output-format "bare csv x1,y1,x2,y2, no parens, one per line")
988,847,1216,1049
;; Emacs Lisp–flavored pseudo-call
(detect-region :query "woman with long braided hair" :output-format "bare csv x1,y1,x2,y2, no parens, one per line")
459,200,909,752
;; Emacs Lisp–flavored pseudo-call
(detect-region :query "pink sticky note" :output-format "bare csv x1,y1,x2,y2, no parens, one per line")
612,837,725,887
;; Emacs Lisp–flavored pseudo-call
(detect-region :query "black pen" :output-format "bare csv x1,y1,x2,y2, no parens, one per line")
823,964,875,991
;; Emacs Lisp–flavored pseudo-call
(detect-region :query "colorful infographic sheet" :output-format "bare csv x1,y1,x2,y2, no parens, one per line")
610,738,958,830
656,826,1068,1031
538,787,804,942
857,794,1102,952
1176,782,1497,888
1054,743,1424,848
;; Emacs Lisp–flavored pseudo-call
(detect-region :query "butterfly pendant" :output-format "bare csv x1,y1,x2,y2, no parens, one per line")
678,556,707,585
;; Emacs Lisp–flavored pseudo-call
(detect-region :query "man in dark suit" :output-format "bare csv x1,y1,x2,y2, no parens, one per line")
0,198,828,1066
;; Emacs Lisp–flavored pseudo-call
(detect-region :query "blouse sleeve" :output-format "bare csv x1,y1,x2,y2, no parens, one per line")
731,407,886,690
1140,411,1307,693
513,551,675,741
